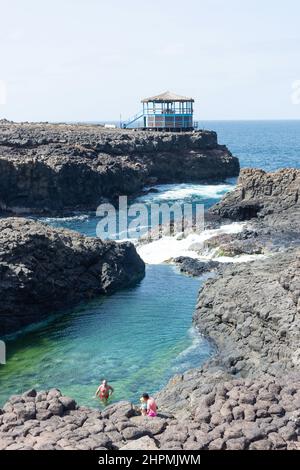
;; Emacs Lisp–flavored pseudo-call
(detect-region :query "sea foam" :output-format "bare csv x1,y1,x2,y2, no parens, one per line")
137,222,247,264
138,182,235,203
39,214,90,224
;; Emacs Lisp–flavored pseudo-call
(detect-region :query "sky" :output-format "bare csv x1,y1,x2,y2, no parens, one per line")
0,0,300,122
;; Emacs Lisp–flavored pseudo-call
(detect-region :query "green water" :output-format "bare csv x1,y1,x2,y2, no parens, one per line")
0,265,212,407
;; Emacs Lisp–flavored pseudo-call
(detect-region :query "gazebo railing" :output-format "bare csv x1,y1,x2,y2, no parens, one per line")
146,114,193,129
144,105,193,114
123,110,195,130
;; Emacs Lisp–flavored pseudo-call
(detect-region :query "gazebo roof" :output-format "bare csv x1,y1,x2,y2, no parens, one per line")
141,91,194,103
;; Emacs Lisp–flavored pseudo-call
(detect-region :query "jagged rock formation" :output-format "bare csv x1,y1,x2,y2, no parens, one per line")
194,250,300,378
203,229,264,256
0,122,239,214
211,168,300,228
0,218,145,335
172,257,222,276
207,168,300,256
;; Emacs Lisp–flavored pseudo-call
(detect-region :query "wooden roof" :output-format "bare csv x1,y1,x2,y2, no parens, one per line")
141,91,194,103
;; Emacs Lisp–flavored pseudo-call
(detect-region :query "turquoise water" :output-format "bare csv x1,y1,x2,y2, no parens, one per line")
0,265,211,407
0,121,299,407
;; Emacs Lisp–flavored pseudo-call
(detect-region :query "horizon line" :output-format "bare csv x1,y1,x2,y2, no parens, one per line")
1,118,300,125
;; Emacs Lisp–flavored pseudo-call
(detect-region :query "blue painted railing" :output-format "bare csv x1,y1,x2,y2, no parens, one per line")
124,112,195,129
123,111,144,128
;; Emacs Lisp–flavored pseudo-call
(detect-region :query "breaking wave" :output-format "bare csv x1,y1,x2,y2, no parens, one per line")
138,182,235,204
137,222,249,264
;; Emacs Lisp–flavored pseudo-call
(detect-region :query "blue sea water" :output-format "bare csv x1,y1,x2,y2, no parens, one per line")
0,121,299,407
201,120,300,171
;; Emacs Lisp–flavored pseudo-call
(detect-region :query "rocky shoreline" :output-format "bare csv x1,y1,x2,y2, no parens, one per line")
0,121,239,214
1,168,300,450
156,168,300,442
0,218,145,335
194,250,300,379
1,378,300,450
211,168,300,249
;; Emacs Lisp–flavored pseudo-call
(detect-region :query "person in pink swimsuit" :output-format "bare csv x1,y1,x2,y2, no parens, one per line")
141,393,157,417
95,379,114,404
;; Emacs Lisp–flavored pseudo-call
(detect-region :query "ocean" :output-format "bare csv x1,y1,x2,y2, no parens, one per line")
201,120,300,171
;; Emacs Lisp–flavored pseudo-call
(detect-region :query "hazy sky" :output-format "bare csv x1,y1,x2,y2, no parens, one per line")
1,0,300,121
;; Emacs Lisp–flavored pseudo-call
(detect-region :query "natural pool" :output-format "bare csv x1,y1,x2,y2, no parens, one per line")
0,265,212,407
0,181,231,407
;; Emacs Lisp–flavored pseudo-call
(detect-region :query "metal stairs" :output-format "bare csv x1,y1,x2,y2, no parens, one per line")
123,111,144,128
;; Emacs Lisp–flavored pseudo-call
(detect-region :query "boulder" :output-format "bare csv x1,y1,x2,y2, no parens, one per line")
0,217,145,334
120,436,158,450
172,257,221,276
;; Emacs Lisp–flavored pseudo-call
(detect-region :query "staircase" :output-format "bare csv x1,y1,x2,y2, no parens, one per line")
123,111,144,128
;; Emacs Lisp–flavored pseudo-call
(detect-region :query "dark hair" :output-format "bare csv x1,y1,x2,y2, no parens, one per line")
142,393,149,399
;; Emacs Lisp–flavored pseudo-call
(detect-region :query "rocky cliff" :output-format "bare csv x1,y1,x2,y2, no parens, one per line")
188,168,300,380
211,168,300,227
0,121,239,214
194,250,300,378
208,168,300,255
0,218,145,335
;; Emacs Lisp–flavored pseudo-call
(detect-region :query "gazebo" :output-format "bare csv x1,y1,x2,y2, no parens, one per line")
124,91,195,131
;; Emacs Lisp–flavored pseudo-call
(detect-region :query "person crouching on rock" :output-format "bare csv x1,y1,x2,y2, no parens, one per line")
95,379,114,404
140,393,157,417
139,396,148,415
